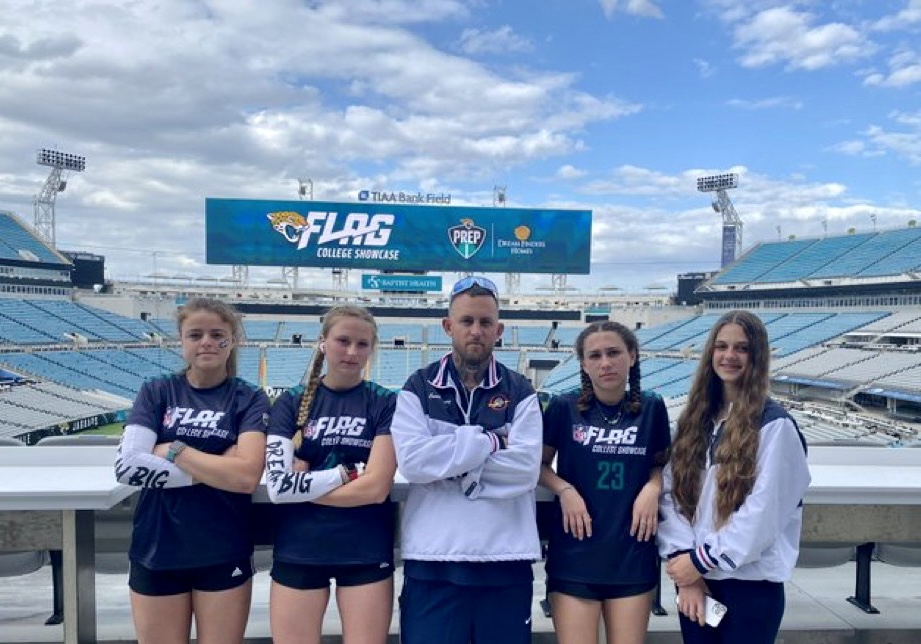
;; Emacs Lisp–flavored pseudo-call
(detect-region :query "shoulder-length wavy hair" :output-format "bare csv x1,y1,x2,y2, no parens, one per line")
669,310,771,526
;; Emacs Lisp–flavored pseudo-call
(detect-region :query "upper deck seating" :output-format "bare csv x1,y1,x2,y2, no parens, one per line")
712,239,817,285
0,211,68,264
758,235,870,283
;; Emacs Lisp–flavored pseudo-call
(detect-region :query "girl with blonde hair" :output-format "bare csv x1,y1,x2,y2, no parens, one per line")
265,305,397,644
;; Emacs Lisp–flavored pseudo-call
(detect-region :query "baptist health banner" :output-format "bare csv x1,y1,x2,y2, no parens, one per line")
361,274,442,292
205,198,591,274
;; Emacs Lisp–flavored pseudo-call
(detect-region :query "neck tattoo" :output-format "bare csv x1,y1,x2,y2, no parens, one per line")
454,356,485,391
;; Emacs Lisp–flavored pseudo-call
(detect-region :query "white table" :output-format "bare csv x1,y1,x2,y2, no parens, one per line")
0,445,135,644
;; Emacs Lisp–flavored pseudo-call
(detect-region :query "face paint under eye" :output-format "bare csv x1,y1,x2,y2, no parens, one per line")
218,339,230,349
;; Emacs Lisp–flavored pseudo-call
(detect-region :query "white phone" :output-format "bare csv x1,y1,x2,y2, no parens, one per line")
675,595,728,627
704,596,728,627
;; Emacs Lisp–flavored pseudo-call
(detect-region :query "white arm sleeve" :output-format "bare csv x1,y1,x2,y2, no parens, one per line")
264,435,345,504
114,423,194,488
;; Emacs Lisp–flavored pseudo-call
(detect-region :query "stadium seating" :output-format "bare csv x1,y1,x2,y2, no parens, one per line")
0,211,65,264
712,239,817,284
705,228,921,287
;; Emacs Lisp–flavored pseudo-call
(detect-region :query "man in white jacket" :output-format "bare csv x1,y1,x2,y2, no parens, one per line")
391,276,543,644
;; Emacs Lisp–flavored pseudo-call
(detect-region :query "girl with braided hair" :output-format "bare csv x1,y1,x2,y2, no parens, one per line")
539,321,670,644
658,310,809,644
265,305,397,644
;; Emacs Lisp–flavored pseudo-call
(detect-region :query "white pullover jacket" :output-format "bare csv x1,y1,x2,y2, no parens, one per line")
392,353,542,562
658,400,811,582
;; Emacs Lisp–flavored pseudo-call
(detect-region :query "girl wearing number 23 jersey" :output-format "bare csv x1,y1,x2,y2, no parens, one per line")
540,321,670,644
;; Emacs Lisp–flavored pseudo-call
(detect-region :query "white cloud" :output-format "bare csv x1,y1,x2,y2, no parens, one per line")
873,0,921,31
863,48,921,88
731,7,872,70
556,165,587,180
830,140,867,156
459,25,532,55
830,110,921,164
726,96,803,110
598,0,664,20
580,165,699,197
694,58,715,78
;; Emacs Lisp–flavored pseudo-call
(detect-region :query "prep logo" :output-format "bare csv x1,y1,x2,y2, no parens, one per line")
448,218,486,259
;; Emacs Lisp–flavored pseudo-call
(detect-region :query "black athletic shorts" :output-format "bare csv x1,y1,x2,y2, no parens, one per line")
547,577,657,601
271,560,394,590
129,555,255,596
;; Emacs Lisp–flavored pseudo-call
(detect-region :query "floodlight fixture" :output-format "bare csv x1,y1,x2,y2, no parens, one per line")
33,147,86,248
697,172,742,268
36,148,86,172
696,173,738,193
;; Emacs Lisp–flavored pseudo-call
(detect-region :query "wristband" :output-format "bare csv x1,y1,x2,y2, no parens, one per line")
558,485,574,497
339,463,360,484
166,440,188,463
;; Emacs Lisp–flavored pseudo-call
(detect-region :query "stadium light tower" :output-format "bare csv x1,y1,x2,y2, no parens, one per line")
33,148,86,248
279,178,315,290
697,172,742,267
494,184,520,296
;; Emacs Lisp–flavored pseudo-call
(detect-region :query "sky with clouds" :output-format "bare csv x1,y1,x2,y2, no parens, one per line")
1,0,920,295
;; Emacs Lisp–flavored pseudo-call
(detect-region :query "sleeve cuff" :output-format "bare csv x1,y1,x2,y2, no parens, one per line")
691,544,718,574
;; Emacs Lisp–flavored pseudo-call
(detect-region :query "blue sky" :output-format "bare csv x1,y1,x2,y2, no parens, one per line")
0,0,919,294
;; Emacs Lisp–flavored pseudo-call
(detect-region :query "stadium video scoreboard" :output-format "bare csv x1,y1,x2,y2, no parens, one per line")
205,198,592,274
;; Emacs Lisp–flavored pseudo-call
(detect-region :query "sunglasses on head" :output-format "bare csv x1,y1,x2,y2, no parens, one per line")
450,276,499,298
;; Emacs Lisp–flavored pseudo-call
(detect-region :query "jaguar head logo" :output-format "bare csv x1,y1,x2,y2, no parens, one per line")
267,211,307,244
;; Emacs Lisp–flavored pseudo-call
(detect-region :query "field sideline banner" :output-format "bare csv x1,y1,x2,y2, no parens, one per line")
206,198,591,274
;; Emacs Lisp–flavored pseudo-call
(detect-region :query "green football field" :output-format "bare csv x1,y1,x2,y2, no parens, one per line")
85,422,124,437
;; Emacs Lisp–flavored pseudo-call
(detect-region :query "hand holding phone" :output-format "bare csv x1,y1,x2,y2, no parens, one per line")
704,596,728,627
676,595,728,627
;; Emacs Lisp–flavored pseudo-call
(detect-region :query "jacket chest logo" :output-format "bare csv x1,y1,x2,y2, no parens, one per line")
487,394,509,410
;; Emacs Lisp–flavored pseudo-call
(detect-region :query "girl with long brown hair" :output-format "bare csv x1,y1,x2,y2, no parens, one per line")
658,310,810,644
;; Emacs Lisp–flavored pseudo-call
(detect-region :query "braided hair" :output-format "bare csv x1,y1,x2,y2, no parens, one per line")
573,321,643,415
291,305,378,449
